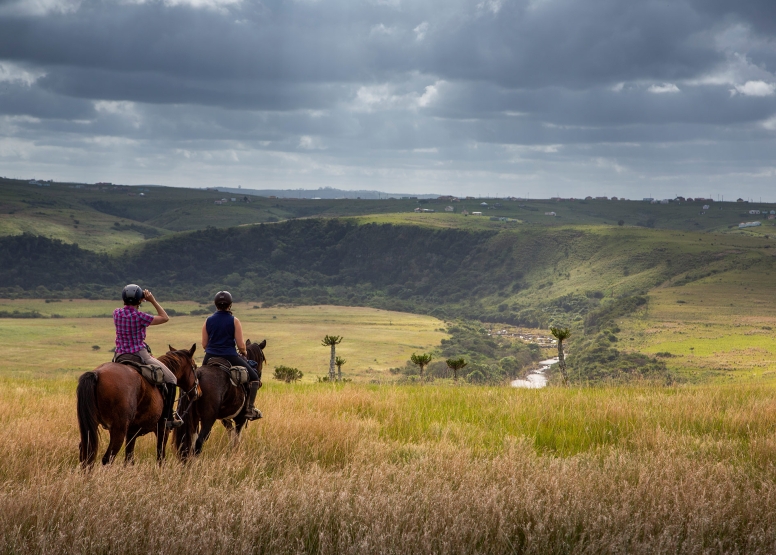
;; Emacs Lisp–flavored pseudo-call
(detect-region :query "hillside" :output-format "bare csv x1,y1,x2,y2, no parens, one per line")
3,177,775,253
2,218,776,383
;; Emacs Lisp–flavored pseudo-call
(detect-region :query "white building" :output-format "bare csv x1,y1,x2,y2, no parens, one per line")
444,206,454,212
545,211,557,216
472,211,483,216
739,221,762,228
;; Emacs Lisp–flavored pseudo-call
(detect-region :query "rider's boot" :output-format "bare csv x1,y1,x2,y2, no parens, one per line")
164,383,184,429
244,381,262,421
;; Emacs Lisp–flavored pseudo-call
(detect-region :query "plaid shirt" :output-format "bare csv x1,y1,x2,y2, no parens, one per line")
114,306,155,354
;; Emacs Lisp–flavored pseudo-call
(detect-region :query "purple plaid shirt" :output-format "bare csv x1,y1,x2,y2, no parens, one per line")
114,306,155,354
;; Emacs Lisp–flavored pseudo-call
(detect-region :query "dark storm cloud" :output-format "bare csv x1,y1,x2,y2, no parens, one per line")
0,0,775,198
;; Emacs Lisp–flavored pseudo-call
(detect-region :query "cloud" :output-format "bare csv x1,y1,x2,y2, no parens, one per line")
731,80,775,97
0,0,775,199
648,83,681,94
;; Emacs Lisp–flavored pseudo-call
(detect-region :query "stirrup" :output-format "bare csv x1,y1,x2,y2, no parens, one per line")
165,412,184,429
244,408,263,421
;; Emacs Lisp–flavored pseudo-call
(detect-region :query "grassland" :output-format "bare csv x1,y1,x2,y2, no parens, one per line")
4,302,776,551
3,374,776,552
0,302,447,381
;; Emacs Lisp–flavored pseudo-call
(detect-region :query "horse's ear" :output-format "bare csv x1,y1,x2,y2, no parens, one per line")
189,343,196,355
259,339,267,349
246,339,251,346
168,344,175,352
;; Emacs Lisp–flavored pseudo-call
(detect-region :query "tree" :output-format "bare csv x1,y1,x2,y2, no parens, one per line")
335,356,346,382
445,357,468,381
322,335,343,381
550,327,571,385
410,353,433,378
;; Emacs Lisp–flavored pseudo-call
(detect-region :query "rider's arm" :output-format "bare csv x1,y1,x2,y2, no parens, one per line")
144,290,169,326
234,317,247,356
201,321,209,350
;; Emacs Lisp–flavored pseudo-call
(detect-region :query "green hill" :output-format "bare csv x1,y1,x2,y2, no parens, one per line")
3,177,775,253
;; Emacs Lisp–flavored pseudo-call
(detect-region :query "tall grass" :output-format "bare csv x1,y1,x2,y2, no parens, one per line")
3,380,776,553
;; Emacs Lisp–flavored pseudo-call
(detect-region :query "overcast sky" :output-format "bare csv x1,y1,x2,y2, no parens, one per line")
1,0,775,199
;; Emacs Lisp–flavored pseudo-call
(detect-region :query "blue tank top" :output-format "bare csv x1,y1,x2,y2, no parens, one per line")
205,311,239,356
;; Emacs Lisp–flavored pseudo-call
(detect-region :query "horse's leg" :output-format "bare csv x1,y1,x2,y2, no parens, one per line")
155,419,170,465
195,416,217,456
102,424,127,465
124,426,141,465
232,417,248,448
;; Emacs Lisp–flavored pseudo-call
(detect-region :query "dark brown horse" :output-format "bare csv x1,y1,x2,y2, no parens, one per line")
175,339,265,458
76,344,199,467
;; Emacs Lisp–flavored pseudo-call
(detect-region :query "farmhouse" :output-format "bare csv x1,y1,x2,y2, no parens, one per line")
749,210,760,215
472,211,483,216
545,211,557,216
703,205,710,210
444,206,454,212
739,221,762,228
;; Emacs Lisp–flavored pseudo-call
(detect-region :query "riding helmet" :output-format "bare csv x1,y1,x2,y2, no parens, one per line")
214,290,233,310
122,284,144,305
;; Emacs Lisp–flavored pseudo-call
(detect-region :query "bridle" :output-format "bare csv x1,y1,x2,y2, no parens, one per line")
171,352,200,420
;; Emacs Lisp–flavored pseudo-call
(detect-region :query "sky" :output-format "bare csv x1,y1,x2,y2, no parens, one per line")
1,0,775,200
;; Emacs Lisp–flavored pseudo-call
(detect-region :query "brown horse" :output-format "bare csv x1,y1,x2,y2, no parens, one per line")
76,344,199,467
175,339,265,459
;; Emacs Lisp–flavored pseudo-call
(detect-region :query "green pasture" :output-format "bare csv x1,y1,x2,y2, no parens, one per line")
0,302,447,381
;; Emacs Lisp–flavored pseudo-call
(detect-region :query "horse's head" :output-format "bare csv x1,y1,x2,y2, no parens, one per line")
163,344,199,392
245,339,266,387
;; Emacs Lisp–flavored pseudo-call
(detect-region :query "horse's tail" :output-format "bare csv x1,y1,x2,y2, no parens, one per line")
76,371,100,468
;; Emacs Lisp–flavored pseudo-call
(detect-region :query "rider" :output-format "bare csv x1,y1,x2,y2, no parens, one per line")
201,291,262,420
114,284,182,429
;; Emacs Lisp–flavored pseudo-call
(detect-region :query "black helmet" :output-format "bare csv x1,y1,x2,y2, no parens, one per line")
122,284,144,305
214,290,233,310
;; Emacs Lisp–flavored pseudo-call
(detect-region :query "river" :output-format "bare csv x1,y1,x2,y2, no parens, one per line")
510,357,559,389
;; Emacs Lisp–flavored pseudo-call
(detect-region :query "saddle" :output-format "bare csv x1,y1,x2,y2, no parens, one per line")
207,357,250,387
114,353,165,386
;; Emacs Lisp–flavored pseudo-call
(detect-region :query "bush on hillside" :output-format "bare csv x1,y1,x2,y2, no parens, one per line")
274,365,303,383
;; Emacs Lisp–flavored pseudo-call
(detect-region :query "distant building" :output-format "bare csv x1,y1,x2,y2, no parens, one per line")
472,211,483,216
231,198,237,202
595,196,608,200
462,210,469,216
749,210,760,215
739,221,761,228
703,205,710,210
444,206,454,212
643,198,654,202
737,198,745,202
660,199,670,204
585,196,593,200
480,202,488,206
769,215,776,220
545,211,557,216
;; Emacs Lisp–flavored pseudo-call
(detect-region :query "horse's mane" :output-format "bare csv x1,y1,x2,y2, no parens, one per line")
246,342,266,366
159,350,193,374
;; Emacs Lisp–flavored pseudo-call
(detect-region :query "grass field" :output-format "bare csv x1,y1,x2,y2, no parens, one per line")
3,376,776,552
0,302,447,381
4,304,776,552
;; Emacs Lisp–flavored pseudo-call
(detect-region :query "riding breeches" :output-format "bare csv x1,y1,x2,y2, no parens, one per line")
203,353,259,381
137,348,177,384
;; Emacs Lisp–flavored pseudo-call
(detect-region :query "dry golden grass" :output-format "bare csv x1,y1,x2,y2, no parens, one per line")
3,379,776,554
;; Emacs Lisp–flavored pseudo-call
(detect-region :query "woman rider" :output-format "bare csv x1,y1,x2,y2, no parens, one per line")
114,284,183,429
201,291,262,420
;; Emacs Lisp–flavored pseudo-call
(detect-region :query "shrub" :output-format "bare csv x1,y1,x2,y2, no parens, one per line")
274,365,303,383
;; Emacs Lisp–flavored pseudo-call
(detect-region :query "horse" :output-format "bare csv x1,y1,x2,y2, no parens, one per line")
174,339,265,459
76,344,199,468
